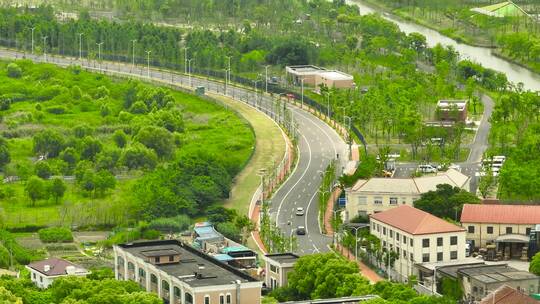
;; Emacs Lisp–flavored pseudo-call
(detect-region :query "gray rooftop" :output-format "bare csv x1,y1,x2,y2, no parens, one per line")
458,264,538,284
265,253,300,265
118,240,258,288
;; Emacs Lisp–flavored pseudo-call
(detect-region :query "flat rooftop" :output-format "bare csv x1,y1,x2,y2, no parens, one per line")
458,264,538,284
319,71,354,81
118,240,258,287
265,253,300,264
286,65,326,75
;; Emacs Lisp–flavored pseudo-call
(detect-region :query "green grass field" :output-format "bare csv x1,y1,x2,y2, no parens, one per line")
0,59,254,228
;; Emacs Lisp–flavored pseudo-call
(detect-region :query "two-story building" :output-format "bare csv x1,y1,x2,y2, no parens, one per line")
346,169,470,219
369,205,466,282
26,258,90,289
262,253,300,290
114,240,262,304
461,204,540,259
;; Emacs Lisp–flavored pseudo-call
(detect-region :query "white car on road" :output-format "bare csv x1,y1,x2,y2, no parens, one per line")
295,207,304,216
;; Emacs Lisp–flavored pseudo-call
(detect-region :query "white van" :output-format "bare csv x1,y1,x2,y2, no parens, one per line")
418,164,437,173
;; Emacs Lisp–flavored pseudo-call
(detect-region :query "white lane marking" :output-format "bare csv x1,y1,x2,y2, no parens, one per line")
313,244,320,253
308,182,311,186
276,133,313,225
304,181,320,236
294,110,338,162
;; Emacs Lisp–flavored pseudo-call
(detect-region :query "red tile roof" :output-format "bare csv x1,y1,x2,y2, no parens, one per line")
370,205,465,235
461,204,540,224
26,258,87,277
480,285,539,304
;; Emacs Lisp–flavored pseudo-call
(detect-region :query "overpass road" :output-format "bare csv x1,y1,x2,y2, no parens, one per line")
0,50,348,255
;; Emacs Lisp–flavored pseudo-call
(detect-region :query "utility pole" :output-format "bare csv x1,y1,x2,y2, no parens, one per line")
146,50,152,78
131,39,136,68
78,33,83,60
96,42,103,71
184,47,189,74
264,65,270,93
42,36,48,61
188,58,194,86
30,27,35,55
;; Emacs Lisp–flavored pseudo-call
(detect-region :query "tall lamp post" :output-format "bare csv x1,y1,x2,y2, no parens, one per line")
326,92,331,120
96,42,103,71
78,33,83,60
146,50,152,78
131,39,136,68
350,226,364,261
188,58,195,87
183,46,190,74
30,27,35,55
300,78,305,109
264,65,270,94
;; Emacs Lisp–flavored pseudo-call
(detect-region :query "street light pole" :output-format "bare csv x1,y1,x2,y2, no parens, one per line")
183,47,189,74
42,36,48,61
146,50,152,78
188,58,195,87
326,92,331,119
264,65,270,94
78,33,83,60
226,56,231,84
131,39,136,68
30,27,35,55
96,42,103,71
351,226,363,261
301,78,305,109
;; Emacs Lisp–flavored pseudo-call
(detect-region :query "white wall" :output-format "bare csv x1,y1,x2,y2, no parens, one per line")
346,191,419,219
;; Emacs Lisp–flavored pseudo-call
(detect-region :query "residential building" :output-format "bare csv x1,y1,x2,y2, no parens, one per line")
26,258,89,289
263,253,300,290
346,169,470,219
114,240,262,304
436,100,468,122
460,204,540,258
415,262,540,301
192,222,225,252
285,65,354,89
480,284,540,304
369,205,466,282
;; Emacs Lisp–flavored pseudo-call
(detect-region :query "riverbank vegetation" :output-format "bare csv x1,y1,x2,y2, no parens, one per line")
0,60,254,229
363,0,540,73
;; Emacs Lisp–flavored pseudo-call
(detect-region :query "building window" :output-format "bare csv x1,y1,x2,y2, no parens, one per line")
422,238,430,248
396,248,400,257
33,273,36,279
487,226,493,234
358,196,367,205
185,293,194,304
422,253,430,262
468,226,475,233
169,255,174,262
410,239,413,247
403,250,407,258
220,295,225,304
154,257,159,263
437,237,443,247
450,236,457,245
204,295,210,304
437,252,443,261
389,230,394,238
389,197,398,205
226,294,232,304
383,241,386,248
40,276,43,282
450,251,458,260
374,197,383,205
150,274,157,284
383,227,386,235
396,233,400,241
506,227,513,234
269,264,278,273
377,224,380,232
527,228,532,235
403,236,407,244
372,223,375,230
410,253,414,262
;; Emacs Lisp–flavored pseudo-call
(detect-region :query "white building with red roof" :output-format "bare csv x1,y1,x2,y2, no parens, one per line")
26,257,90,288
369,205,466,282
461,204,540,257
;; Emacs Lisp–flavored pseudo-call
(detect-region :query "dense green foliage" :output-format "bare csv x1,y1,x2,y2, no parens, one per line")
0,229,40,267
414,184,480,220
0,275,161,304
37,227,73,243
530,252,540,276
270,253,453,303
0,60,253,228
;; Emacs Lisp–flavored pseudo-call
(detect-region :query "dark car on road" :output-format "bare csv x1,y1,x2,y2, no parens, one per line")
296,226,306,235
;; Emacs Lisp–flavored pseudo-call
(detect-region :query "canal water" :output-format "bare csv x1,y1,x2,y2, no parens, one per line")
348,0,540,91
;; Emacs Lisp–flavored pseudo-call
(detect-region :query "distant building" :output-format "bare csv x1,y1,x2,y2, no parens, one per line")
436,100,468,122
461,204,540,259
263,253,300,290
416,262,540,301
471,1,530,18
114,240,262,304
480,284,540,304
26,258,90,289
286,65,354,89
345,169,470,219
192,222,225,252
369,205,466,282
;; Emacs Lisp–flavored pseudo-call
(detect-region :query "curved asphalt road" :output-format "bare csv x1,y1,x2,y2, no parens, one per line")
0,49,348,255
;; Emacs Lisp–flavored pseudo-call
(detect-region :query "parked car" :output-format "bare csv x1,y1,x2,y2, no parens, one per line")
295,207,304,216
296,226,306,235
417,164,437,173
